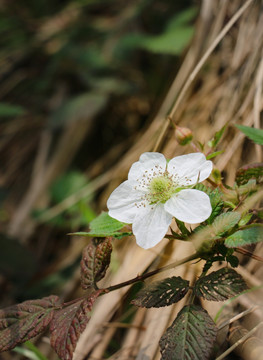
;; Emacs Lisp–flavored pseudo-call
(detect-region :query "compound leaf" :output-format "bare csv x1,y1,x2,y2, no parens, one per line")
194,268,247,301
225,224,263,247
131,276,189,308
160,305,217,360
50,291,101,360
81,238,112,290
0,296,60,352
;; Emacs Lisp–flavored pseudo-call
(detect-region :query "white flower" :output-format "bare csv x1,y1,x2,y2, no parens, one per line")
107,152,213,249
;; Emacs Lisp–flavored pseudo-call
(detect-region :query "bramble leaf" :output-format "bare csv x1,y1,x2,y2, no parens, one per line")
225,224,263,247
212,212,240,236
236,125,263,145
0,296,60,352
50,291,101,360
70,212,131,238
131,277,189,308
236,163,263,185
81,238,112,290
194,268,247,301
160,305,217,360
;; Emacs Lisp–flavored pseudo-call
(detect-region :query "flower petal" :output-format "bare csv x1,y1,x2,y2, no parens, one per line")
107,180,144,223
128,152,166,190
164,189,212,224
167,153,212,185
133,203,173,249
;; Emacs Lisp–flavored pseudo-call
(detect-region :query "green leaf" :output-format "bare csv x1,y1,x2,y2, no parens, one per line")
236,163,263,185
206,150,224,160
166,7,197,30
49,92,108,129
50,171,88,203
225,224,263,247
208,125,227,148
206,189,224,224
194,268,248,301
212,212,241,236
0,296,60,352
13,341,48,360
81,238,112,290
70,211,130,237
175,219,191,237
160,305,217,360
140,28,194,55
238,213,253,226
0,102,26,118
120,8,196,56
236,125,263,145
131,276,189,308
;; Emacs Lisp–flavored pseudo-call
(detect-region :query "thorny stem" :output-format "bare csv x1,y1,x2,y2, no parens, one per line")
103,252,199,293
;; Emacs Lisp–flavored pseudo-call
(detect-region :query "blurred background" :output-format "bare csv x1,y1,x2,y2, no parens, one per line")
0,0,262,359
0,0,196,304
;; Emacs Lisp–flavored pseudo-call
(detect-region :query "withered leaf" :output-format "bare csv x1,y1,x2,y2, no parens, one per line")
0,295,60,352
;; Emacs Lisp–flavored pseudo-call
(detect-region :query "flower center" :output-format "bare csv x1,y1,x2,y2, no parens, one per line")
148,175,176,204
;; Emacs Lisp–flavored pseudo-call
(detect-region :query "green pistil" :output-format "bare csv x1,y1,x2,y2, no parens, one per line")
149,176,177,204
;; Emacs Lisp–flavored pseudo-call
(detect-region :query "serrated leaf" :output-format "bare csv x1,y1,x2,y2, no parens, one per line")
236,125,263,145
50,291,101,360
0,296,60,352
131,277,189,308
212,212,241,236
194,268,247,301
70,212,130,238
175,219,191,237
81,238,112,290
236,163,263,185
225,224,263,247
160,305,217,360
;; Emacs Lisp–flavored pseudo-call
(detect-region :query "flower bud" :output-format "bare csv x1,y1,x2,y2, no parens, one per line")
175,126,193,145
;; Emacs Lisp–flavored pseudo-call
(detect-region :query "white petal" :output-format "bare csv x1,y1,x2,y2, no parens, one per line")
167,153,212,185
107,180,144,223
164,189,212,224
128,152,167,189
132,203,173,249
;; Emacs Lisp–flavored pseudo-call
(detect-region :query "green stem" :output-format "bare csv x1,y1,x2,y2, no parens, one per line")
103,252,200,293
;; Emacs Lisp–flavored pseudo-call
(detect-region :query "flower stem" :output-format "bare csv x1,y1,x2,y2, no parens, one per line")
103,252,200,293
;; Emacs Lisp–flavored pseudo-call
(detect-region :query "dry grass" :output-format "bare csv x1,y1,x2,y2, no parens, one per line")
1,0,263,359
74,1,263,359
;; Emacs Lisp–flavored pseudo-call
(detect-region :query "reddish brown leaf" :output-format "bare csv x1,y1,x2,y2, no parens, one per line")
81,237,112,290
50,291,102,360
0,295,60,352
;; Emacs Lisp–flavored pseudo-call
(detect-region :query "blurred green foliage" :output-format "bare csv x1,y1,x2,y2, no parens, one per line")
0,0,196,125
34,171,96,229
0,0,196,304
